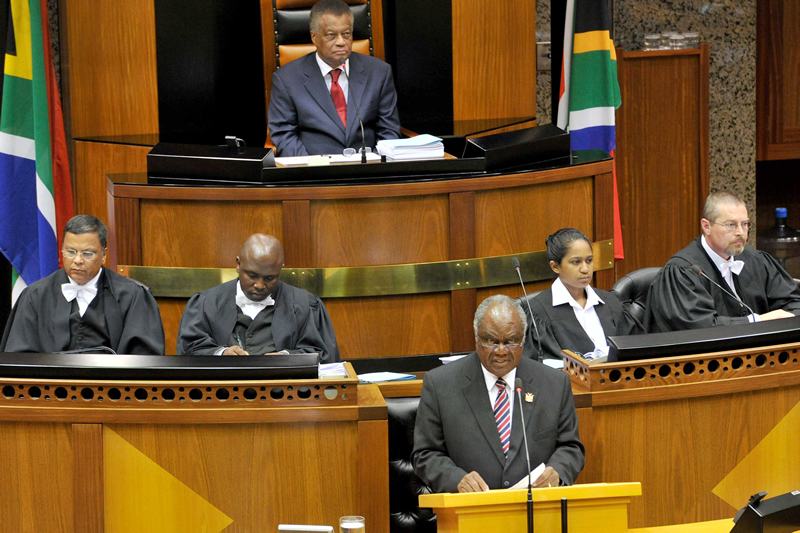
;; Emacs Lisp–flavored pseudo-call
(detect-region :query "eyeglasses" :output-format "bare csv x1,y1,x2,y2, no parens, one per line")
343,147,372,157
477,337,523,351
713,221,751,232
62,249,100,260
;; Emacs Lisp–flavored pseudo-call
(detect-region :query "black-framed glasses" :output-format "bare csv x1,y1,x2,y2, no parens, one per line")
477,336,523,351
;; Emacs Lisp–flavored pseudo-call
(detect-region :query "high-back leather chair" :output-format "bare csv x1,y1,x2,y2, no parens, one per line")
271,0,376,68
610,267,662,326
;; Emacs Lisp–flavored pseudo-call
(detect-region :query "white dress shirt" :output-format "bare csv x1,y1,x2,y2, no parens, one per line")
61,270,102,317
700,235,758,322
315,53,349,103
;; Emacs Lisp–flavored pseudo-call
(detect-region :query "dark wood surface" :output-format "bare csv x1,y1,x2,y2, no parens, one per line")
614,46,710,278
757,0,800,160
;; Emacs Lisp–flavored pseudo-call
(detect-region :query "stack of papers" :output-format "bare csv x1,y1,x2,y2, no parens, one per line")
358,372,416,383
376,134,445,160
318,362,348,378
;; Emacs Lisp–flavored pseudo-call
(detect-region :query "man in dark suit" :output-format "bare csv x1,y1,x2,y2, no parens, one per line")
413,295,584,493
1,215,165,355
176,233,340,362
268,0,400,157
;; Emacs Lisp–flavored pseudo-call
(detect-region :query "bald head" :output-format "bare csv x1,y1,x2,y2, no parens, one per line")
236,234,284,301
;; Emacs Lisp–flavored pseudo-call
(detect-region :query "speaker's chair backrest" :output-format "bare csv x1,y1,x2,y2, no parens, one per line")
610,267,662,325
273,0,374,67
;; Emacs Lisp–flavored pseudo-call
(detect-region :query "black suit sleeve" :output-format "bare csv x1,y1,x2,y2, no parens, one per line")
176,291,221,355
0,288,41,352
545,372,585,485
412,372,470,493
114,283,165,355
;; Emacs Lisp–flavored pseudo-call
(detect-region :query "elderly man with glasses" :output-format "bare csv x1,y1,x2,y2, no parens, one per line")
1,215,165,355
645,191,800,333
412,294,585,493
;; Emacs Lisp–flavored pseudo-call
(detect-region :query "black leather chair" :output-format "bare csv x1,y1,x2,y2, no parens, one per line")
386,397,437,533
515,290,543,312
610,267,662,326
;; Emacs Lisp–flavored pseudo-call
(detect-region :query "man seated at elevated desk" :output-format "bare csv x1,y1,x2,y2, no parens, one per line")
1,215,165,355
176,234,340,362
267,0,401,157
645,191,800,332
413,295,584,493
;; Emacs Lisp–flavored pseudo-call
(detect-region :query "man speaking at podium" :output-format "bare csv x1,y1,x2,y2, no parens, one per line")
268,0,400,157
176,234,339,362
1,215,165,355
413,295,584,493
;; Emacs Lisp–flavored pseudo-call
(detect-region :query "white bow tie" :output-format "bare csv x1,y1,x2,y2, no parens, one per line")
61,283,97,302
235,293,275,310
720,258,745,277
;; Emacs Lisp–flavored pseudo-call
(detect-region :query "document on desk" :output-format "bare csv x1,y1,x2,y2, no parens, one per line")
276,153,381,166
358,371,416,383
376,134,445,160
509,463,546,490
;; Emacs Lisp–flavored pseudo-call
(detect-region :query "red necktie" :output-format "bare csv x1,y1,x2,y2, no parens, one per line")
329,68,347,127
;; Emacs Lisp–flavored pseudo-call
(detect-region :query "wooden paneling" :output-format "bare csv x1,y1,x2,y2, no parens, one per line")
73,141,151,226
615,47,709,278
451,0,536,121
156,299,187,356
325,294,451,358
358,419,389,532
0,423,73,532
139,201,284,267
757,0,800,160
62,0,158,138
73,424,103,533
475,178,594,257
311,196,449,267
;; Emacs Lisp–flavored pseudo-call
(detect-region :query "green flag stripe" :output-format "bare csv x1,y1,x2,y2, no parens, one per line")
568,50,621,112
0,75,35,139
29,0,55,194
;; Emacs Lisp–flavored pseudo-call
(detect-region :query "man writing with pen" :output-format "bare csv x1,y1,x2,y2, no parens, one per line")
176,234,340,362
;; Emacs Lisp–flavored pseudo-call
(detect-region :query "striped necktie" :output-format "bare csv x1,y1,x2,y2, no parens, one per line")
493,379,511,457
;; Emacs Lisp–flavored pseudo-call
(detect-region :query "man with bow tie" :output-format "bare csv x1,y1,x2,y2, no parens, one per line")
645,192,800,332
176,234,339,361
1,215,165,355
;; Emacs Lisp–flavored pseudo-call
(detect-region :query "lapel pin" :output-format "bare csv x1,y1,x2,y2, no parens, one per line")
525,392,534,403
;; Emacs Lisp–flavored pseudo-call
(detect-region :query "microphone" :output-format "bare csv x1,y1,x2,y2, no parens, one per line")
338,57,368,164
512,257,542,362
689,264,756,317
515,377,534,533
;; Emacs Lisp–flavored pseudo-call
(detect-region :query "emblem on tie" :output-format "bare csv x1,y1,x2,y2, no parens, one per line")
525,392,534,403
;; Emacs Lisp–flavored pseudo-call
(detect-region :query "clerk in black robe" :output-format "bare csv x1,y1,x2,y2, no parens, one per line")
0,216,165,355
523,228,644,360
176,234,340,362
644,192,800,333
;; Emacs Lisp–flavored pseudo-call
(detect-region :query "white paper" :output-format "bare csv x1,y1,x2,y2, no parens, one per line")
275,152,381,166
509,463,546,490
358,371,416,383
439,354,469,364
543,358,565,369
318,362,347,378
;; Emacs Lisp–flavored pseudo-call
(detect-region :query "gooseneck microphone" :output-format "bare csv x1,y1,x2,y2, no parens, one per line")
512,257,542,362
690,264,756,317
515,377,534,533
338,57,368,164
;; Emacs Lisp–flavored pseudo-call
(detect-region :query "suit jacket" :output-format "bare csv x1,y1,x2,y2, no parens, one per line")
176,280,340,362
524,286,645,360
644,236,800,332
268,52,401,156
412,353,585,493
0,267,165,355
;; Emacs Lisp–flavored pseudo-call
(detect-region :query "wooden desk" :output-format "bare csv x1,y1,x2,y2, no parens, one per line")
107,155,614,357
0,363,388,532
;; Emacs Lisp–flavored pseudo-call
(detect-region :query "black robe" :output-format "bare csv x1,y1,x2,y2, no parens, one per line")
1,267,165,355
523,285,644,360
176,280,340,362
644,236,800,332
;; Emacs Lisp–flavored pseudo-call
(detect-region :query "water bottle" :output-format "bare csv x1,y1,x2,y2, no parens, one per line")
757,207,800,275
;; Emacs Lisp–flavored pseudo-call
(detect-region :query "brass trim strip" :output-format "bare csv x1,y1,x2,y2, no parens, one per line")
120,240,614,298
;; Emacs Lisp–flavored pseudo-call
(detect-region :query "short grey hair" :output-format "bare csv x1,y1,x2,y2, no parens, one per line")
702,191,745,223
63,215,108,249
310,0,354,34
473,294,527,343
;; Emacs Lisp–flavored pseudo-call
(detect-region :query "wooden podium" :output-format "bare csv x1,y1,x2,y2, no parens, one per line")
0,361,388,533
419,482,642,533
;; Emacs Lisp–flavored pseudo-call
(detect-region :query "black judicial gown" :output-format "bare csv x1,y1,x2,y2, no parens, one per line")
644,237,800,333
522,285,644,360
